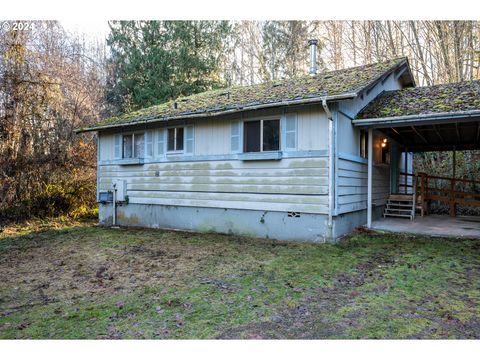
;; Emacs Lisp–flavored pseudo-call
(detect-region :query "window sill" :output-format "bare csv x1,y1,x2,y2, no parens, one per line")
116,158,145,166
238,151,282,161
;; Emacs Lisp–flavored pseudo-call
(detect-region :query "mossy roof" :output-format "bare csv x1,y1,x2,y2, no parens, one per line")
80,57,408,132
357,80,480,119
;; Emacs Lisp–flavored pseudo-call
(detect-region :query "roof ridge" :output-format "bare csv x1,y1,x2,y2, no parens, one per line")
175,56,409,102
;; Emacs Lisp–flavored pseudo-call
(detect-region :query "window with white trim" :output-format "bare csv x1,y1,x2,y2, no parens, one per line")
122,132,145,158
167,127,184,152
243,119,280,152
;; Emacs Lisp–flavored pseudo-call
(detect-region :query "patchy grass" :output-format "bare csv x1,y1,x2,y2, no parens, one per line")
0,221,478,339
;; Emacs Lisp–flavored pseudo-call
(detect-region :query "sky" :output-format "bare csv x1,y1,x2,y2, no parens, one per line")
61,20,110,41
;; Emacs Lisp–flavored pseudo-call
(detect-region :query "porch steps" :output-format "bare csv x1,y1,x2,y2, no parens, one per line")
383,194,415,220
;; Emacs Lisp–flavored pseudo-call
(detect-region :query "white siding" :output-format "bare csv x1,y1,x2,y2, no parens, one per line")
98,157,329,214
337,158,390,213
336,130,392,214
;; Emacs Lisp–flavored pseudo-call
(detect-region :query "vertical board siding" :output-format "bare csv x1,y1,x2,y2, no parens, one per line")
100,134,115,161
98,105,328,162
297,105,328,151
98,157,329,214
337,157,390,213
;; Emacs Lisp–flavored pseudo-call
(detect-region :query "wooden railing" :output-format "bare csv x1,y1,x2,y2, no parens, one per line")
398,171,480,217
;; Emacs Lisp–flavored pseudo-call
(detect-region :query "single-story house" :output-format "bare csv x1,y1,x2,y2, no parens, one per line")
77,42,480,242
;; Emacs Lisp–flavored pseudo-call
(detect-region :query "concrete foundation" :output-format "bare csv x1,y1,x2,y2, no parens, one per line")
99,203,380,242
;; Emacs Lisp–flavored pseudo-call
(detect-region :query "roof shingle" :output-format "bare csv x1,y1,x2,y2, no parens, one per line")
80,57,408,131
357,80,480,119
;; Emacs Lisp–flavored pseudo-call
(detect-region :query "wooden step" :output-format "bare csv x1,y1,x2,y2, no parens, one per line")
386,202,413,208
385,208,412,213
384,213,412,219
388,194,414,201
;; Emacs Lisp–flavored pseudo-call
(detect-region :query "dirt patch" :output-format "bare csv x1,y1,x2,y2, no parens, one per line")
218,250,391,339
0,227,229,315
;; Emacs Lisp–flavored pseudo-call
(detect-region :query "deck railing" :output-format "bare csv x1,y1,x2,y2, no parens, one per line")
398,171,480,216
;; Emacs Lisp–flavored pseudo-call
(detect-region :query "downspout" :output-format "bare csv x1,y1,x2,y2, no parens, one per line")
322,98,335,241
112,183,117,226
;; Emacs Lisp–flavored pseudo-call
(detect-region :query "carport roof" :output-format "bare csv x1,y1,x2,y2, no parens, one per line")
357,80,480,120
353,81,480,152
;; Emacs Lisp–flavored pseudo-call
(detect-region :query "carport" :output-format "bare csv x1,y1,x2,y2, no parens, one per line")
353,81,480,229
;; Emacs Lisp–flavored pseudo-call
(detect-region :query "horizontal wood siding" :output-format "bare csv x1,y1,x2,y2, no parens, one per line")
337,157,390,213
98,157,329,214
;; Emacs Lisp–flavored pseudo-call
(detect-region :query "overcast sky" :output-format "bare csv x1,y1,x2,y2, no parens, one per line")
61,20,110,41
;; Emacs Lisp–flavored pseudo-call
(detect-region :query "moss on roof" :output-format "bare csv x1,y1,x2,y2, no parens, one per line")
357,80,480,119
84,57,407,131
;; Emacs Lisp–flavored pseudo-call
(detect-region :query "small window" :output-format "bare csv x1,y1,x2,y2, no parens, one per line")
360,129,369,159
167,127,184,152
122,133,145,159
244,119,280,153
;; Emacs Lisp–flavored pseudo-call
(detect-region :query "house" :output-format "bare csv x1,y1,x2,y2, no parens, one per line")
77,42,419,242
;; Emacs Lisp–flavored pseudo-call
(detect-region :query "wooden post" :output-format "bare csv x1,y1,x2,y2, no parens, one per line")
424,173,430,215
404,147,408,194
450,148,456,217
420,173,425,216
367,128,373,228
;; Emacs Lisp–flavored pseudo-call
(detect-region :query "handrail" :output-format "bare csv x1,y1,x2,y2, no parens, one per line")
409,172,480,217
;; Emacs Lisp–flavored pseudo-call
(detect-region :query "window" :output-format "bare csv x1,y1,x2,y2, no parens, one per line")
167,127,184,152
244,119,280,153
360,129,369,159
122,133,145,159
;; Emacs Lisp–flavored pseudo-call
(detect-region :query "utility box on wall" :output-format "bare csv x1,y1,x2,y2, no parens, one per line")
112,179,127,202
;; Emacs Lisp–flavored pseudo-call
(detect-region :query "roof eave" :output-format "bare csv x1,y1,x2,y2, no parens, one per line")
355,58,413,97
76,92,358,133
352,109,480,128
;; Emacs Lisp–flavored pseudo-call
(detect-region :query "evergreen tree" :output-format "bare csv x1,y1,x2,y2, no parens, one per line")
106,20,231,113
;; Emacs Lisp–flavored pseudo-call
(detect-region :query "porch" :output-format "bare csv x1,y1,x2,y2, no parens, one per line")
352,81,480,233
371,214,480,238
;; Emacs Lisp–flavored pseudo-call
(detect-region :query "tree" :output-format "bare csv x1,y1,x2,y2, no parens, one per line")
0,21,105,221
106,20,232,113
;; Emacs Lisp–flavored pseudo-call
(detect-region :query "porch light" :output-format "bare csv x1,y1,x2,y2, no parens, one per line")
381,138,388,148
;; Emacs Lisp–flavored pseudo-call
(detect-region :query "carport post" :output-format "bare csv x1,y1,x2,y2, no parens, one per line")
367,128,373,228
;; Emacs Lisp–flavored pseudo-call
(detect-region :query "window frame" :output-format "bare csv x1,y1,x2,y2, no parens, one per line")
243,118,281,153
122,131,145,159
166,126,185,153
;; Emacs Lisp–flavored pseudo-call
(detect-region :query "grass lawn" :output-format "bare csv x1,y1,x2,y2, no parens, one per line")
0,219,479,339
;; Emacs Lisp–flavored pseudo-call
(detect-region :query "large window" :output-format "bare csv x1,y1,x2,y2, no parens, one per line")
244,119,280,153
167,127,184,152
123,133,144,158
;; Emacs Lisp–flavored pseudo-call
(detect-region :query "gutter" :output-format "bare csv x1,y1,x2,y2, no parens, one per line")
353,109,480,128
322,98,335,241
76,92,357,133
